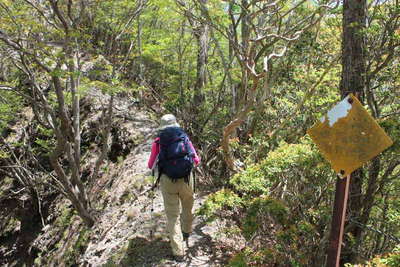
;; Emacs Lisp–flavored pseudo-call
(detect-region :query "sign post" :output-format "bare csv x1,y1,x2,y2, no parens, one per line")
326,175,350,267
307,94,393,266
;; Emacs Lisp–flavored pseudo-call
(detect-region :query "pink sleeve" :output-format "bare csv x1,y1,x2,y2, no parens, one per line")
147,138,160,169
189,141,200,166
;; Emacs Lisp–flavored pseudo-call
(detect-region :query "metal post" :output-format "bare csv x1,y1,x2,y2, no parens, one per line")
327,174,351,267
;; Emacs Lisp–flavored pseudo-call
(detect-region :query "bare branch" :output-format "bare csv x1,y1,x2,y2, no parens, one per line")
252,31,302,43
49,0,70,33
0,32,53,73
67,0,74,23
263,45,287,72
0,85,14,91
115,0,149,40
249,2,279,19
91,95,114,182
52,74,74,139
375,160,400,196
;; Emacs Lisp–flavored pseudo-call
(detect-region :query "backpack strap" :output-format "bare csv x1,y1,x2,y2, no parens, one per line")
183,175,189,184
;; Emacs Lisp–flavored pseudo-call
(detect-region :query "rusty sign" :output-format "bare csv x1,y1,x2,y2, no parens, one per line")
307,94,393,177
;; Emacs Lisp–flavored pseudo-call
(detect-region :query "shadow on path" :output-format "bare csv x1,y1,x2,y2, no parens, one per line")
184,221,230,266
117,237,172,266
114,220,228,267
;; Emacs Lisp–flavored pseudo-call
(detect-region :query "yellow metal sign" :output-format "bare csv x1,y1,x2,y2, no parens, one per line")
307,94,393,177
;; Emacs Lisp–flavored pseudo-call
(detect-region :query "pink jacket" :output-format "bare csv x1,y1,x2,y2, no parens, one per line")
147,137,200,169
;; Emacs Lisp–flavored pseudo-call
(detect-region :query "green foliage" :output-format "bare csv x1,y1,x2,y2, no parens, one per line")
228,247,285,267
64,227,91,266
345,245,400,267
0,91,23,133
229,251,248,267
242,196,288,239
55,206,74,228
33,125,54,155
85,55,113,82
197,189,243,222
0,149,9,159
231,139,333,197
383,250,400,267
380,118,400,154
1,216,20,235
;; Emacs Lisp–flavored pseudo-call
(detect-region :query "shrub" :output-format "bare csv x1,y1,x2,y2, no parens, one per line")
201,138,336,266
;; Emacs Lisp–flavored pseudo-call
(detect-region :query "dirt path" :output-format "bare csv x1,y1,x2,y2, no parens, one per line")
80,108,226,267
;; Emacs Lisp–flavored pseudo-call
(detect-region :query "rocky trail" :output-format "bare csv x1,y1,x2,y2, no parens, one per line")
26,92,230,267
80,109,224,267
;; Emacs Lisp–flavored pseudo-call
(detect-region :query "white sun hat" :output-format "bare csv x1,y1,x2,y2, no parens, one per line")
158,114,180,130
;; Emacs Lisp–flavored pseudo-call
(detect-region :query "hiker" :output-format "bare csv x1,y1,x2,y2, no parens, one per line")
147,114,200,261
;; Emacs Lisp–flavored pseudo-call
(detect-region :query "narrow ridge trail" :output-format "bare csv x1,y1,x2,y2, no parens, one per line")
79,107,224,266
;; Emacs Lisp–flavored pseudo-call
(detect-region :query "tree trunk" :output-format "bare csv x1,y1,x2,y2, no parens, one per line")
52,68,95,227
352,157,380,255
228,2,237,115
339,0,367,263
137,14,144,86
239,0,250,113
193,0,209,115
178,21,186,101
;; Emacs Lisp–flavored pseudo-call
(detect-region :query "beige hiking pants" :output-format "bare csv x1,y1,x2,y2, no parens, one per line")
160,173,194,257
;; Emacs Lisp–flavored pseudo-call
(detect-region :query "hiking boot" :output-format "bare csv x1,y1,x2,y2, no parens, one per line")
182,232,190,240
173,255,185,262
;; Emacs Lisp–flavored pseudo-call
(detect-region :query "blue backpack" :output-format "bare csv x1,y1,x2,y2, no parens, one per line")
157,127,194,180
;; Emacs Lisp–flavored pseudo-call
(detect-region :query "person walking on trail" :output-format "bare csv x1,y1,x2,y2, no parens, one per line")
147,114,200,262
